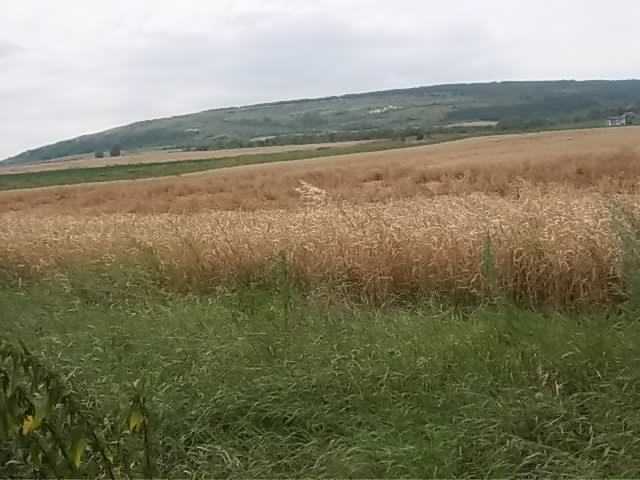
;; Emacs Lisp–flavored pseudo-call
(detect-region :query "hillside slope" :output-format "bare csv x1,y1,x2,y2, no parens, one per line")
5,80,640,165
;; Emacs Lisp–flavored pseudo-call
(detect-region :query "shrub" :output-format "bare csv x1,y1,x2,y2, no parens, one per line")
109,145,122,157
0,339,155,478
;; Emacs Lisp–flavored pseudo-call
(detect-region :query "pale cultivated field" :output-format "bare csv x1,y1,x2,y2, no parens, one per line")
1,127,638,215
0,141,372,174
2,127,640,305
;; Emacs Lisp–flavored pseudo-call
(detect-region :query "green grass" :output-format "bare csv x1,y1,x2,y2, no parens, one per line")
2,269,640,478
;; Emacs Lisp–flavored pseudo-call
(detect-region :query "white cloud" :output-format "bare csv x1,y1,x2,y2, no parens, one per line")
1,0,639,159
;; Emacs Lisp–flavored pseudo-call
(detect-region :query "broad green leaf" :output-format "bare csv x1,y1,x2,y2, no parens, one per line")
7,392,21,417
33,393,49,426
5,412,17,436
22,414,42,435
0,393,9,439
128,408,145,433
70,432,88,469
29,443,42,467
0,413,8,440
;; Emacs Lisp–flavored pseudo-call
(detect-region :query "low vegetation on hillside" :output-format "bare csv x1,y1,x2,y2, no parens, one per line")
6,80,640,164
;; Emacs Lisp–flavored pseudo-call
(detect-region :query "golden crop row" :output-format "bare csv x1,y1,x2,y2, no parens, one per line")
1,184,636,306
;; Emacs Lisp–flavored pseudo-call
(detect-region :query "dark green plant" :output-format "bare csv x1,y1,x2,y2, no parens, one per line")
0,339,153,479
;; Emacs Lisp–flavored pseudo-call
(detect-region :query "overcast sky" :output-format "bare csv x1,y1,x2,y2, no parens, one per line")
1,0,639,159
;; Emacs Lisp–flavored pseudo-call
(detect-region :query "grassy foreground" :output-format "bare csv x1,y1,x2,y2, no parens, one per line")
2,270,640,478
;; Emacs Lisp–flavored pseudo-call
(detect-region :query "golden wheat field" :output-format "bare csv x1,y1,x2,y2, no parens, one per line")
1,127,639,215
2,127,640,305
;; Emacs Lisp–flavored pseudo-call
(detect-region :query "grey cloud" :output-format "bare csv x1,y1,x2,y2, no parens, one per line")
0,40,22,60
114,13,512,111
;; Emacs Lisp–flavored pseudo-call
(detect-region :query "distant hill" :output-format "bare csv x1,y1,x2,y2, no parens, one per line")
5,80,640,165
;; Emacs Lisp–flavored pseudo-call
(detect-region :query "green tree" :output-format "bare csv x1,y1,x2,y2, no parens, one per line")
110,145,122,157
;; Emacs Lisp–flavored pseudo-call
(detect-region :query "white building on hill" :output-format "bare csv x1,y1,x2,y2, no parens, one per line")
608,112,635,127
